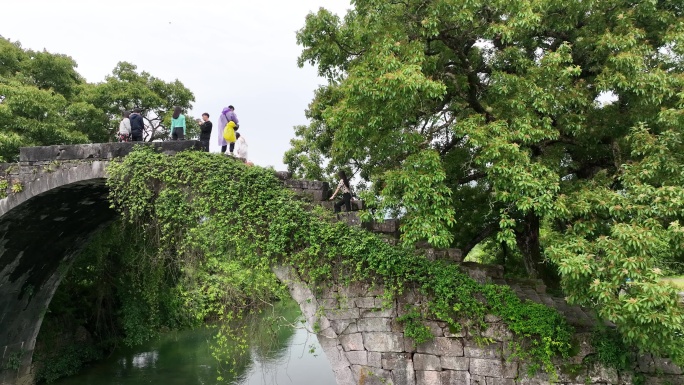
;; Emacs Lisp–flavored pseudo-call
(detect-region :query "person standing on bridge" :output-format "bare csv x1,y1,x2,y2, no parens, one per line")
129,108,145,142
170,106,186,140
118,111,131,142
329,170,352,213
235,132,248,160
198,113,212,151
217,105,239,155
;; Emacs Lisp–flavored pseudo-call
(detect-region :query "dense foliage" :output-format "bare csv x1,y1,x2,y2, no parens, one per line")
286,0,684,363
0,37,197,162
107,147,574,374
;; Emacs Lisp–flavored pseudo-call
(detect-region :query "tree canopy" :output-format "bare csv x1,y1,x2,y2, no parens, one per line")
0,37,196,161
287,0,684,363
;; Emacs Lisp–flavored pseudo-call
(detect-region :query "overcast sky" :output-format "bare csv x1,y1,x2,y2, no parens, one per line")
1,0,350,169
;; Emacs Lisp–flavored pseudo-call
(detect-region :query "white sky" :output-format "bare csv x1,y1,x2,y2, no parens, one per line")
0,0,351,170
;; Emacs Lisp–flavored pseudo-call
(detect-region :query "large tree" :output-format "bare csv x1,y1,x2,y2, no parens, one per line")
0,38,109,161
287,0,684,362
88,62,196,142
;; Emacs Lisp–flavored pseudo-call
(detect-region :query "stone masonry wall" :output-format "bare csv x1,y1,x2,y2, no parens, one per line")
272,169,683,385
274,265,683,385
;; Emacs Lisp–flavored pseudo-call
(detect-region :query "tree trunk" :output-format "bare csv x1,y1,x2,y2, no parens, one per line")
515,212,557,286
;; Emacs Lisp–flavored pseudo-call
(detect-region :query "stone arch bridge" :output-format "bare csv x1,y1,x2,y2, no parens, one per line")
0,142,680,385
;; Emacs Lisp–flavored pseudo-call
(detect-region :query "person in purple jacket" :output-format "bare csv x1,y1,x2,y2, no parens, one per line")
217,105,239,155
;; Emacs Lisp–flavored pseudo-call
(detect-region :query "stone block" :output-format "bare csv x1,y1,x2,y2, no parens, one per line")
447,248,464,262
325,307,360,320
382,352,413,370
482,323,513,341
339,282,370,297
363,332,405,352
352,365,392,385
441,356,469,371
371,219,400,234
274,170,292,180
417,337,464,357
414,354,441,371
637,353,655,373
470,374,487,385
357,318,392,332
485,378,516,385
469,358,518,379
320,343,352,371
361,307,396,318
354,297,379,308
340,333,364,351
441,370,470,385
425,321,444,337
368,352,382,368
485,314,502,323
653,357,683,375
392,360,416,385
416,370,442,385
588,364,619,384
464,340,501,359
330,320,358,335
346,350,368,366
333,366,355,385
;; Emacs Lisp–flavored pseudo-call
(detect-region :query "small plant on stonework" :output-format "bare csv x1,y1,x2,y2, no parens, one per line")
3,351,22,371
0,179,8,198
43,161,60,173
11,182,23,193
397,306,433,345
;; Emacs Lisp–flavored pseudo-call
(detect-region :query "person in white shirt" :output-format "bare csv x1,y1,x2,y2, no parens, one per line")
235,132,248,160
118,111,131,142
329,170,352,213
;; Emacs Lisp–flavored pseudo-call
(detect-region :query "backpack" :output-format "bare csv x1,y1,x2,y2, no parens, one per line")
223,121,237,143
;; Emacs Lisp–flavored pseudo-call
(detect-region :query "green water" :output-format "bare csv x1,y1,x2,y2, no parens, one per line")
54,301,336,385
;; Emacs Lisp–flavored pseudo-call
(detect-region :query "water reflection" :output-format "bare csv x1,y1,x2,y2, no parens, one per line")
54,300,335,385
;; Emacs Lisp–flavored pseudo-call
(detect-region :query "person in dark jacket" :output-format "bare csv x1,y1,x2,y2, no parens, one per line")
129,108,145,142
198,113,212,151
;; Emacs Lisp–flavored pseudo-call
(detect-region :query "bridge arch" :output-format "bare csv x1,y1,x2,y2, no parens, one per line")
0,142,200,384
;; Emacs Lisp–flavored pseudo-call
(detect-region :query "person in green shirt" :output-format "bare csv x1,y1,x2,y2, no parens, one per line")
170,106,186,140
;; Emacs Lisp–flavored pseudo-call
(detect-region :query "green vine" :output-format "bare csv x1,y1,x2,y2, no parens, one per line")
106,147,574,374
0,178,8,199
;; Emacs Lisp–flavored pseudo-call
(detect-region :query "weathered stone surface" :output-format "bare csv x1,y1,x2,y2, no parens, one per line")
470,374,487,385
346,350,368,365
357,318,392,332
417,337,464,357
330,319,358,335
588,364,619,384
482,323,513,341
382,352,413,370
425,321,445,337
340,333,364,351
361,307,396,318
363,332,405,352
354,297,381,308
392,360,416,385
486,378,516,385
653,357,683,375
414,354,441,371
352,365,392,385
416,370,442,385
441,370,470,385
325,307,360,320
333,366,356,385
464,340,501,359
368,352,382,368
19,141,202,162
470,358,518,379
320,342,351,371
441,356,469,371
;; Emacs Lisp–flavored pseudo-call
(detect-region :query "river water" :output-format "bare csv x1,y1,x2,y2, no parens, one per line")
54,300,336,385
